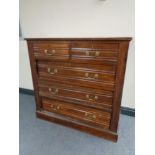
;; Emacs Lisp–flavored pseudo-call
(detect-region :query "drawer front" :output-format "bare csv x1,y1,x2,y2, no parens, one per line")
38,81,113,111
37,61,116,91
32,42,70,60
39,76,115,91
38,62,116,82
71,49,118,65
42,98,111,129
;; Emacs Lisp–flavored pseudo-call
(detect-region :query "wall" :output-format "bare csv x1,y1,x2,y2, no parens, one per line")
19,0,135,108
19,40,33,89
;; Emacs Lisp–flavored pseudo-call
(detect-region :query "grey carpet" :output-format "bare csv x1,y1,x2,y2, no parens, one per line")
19,94,135,155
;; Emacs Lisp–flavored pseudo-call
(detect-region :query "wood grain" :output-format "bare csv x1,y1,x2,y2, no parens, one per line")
38,80,113,111
26,38,131,142
27,41,42,110
110,41,130,132
42,98,111,129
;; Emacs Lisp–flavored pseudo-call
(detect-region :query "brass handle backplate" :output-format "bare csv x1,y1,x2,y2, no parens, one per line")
85,112,96,120
86,94,98,101
85,73,99,79
95,51,100,57
51,104,60,111
94,73,99,78
85,51,100,57
48,88,59,95
85,51,90,56
44,49,56,55
85,72,89,78
47,68,58,75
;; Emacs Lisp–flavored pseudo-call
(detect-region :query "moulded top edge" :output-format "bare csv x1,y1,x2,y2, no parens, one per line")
25,37,132,41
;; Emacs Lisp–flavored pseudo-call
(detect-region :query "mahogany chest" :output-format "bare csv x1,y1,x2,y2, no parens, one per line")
26,38,131,142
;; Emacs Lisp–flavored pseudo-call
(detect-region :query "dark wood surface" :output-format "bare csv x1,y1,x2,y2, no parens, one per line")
27,41,42,110
42,98,111,129
37,61,116,91
110,41,130,132
27,38,131,142
37,61,116,82
38,80,113,112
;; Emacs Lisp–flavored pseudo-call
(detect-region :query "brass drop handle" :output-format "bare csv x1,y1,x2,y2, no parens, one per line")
85,72,89,78
85,51,100,57
85,112,96,119
86,94,98,101
51,104,60,111
94,95,98,100
44,49,56,55
95,51,100,57
48,88,59,95
85,51,90,56
85,73,99,79
47,68,58,75
86,94,93,101
94,73,99,79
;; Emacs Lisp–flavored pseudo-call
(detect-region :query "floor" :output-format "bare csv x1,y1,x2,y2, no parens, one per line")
19,94,135,155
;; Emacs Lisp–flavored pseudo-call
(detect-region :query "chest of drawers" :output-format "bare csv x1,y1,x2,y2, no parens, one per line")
26,38,131,142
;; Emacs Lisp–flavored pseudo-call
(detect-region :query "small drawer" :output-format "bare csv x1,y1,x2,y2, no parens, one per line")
38,81,113,111
42,99,111,129
32,42,70,60
71,49,118,65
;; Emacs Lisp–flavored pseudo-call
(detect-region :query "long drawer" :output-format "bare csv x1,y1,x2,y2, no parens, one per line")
37,62,116,91
38,62,115,81
42,98,111,129
38,80,113,111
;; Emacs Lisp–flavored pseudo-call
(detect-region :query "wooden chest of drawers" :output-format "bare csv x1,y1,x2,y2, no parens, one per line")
26,38,131,142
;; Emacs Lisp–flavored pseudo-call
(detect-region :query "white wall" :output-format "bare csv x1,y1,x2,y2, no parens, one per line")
19,40,33,89
19,0,135,108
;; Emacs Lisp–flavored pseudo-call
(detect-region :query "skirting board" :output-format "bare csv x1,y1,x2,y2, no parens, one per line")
19,88,135,117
